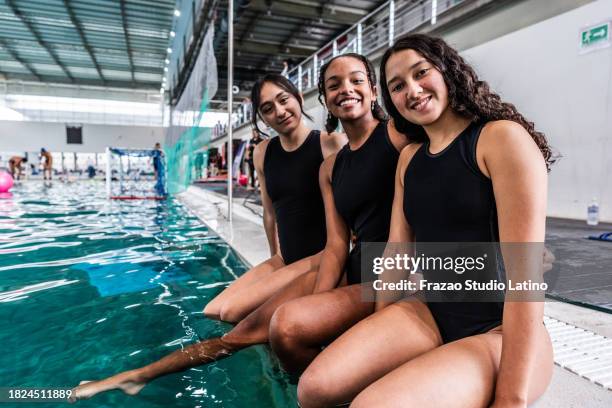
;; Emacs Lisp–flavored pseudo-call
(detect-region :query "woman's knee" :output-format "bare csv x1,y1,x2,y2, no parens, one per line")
350,381,419,408
203,301,222,320
349,390,373,408
298,366,344,408
218,301,246,323
350,386,386,408
268,303,304,352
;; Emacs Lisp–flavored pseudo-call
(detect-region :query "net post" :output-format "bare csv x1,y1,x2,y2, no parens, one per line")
105,147,111,198
118,150,124,195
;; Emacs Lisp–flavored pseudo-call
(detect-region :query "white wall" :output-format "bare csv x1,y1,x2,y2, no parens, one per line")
0,120,165,153
461,0,612,221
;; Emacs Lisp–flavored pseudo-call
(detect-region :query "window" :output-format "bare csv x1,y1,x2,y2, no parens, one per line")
67,126,83,144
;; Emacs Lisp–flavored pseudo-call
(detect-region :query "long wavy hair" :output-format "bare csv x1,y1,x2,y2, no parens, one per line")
379,34,556,170
317,53,387,133
250,74,312,136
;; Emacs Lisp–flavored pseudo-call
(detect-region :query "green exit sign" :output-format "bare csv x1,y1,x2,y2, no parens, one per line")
581,22,610,47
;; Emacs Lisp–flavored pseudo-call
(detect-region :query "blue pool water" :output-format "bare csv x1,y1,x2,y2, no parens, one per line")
0,181,296,407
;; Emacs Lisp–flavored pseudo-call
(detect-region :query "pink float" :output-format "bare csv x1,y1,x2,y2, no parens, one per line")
0,171,13,193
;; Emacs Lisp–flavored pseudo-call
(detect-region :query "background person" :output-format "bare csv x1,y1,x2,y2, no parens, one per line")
8,155,27,180
244,129,263,190
152,142,166,196
40,148,53,180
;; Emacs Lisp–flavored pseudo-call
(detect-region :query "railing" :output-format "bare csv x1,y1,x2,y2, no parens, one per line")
224,0,465,134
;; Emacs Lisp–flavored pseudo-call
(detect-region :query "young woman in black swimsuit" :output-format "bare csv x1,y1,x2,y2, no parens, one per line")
267,53,409,373
204,74,345,322
297,34,554,408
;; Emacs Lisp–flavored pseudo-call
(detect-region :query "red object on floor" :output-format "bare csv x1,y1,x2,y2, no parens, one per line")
238,174,248,187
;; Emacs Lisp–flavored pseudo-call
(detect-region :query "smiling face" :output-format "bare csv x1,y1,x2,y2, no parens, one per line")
323,56,376,123
257,81,303,135
385,49,449,126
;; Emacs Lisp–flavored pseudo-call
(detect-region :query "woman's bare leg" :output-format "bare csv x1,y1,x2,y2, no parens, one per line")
71,270,320,402
297,299,442,408
203,254,285,319
269,283,374,374
218,253,321,322
351,325,553,408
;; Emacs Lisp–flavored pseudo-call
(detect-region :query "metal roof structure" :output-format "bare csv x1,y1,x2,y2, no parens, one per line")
0,0,176,90
0,0,387,108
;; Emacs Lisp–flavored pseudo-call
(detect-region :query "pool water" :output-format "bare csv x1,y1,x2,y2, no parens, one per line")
0,181,296,407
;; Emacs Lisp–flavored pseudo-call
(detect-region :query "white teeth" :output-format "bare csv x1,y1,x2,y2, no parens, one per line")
412,96,430,111
339,98,360,106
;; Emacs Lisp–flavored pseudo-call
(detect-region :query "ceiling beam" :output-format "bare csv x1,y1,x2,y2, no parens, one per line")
0,39,42,81
238,12,260,43
0,40,161,74
279,20,311,50
235,38,315,57
6,0,74,82
62,0,106,85
247,0,366,25
119,0,135,84
5,38,165,61
217,65,271,82
0,72,160,89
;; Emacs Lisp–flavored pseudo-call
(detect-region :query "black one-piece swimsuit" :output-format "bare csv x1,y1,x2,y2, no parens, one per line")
332,121,399,284
264,130,327,264
403,121,504,343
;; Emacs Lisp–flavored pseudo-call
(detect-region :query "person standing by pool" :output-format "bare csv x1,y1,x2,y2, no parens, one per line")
152,143,166,196
40,148,53,180
295,34,555,408
8,155,27,180
244,129,262,190
70,73,346,401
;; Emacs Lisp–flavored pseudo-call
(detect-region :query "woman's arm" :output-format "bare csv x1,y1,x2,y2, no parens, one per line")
312,154,350,293
320,131,348,159
387,118,410,152
375,144,419,311
253,140,280,257
481,120,548,407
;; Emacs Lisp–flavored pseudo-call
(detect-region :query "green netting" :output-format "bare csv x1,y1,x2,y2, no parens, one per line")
165,24,218,195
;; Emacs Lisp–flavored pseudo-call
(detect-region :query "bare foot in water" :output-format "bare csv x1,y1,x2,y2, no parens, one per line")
69,370,146,403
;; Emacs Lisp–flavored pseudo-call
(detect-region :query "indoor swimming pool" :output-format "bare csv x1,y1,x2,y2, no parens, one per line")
0,181,296,407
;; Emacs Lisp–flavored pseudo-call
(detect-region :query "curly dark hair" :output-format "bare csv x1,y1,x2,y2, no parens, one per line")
250,73,313,136
317,53,387,133
379,34,556,171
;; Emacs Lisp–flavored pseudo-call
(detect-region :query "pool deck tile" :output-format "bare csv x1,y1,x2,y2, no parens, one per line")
178,186,268,268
